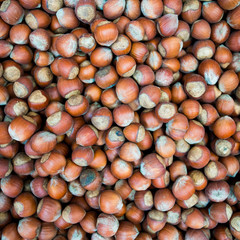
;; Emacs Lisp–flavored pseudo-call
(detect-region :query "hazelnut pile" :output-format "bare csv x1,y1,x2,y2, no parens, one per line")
0,0,240,239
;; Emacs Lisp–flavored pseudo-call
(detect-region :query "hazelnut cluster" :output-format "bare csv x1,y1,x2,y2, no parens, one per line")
0,0,240,239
